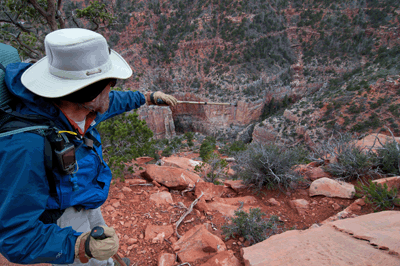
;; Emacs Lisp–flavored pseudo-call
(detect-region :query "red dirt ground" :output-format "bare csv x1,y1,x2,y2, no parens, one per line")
0,153,397,266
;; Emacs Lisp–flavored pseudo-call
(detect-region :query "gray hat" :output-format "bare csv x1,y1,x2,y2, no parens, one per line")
21,28,132,98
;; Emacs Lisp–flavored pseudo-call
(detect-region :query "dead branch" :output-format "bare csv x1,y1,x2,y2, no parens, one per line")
175,191,204,239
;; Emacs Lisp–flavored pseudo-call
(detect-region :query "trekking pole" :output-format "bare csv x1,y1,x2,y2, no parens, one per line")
156,99,237,106
90,226,127,266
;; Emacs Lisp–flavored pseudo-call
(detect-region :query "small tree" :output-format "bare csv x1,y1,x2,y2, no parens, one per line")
98,94,154,179
356,180,400,211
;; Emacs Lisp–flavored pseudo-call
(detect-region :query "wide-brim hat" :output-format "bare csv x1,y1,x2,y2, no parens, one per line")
21,28,132,98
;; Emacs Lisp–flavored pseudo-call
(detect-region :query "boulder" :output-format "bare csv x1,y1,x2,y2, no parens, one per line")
142,164,202,190
309,177,355,199
173,224,226,263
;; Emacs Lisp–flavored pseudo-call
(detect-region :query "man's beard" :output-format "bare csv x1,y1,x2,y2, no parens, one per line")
85,91,110,114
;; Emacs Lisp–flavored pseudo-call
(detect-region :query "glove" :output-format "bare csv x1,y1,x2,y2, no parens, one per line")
75,226,119,263
145,91,178,107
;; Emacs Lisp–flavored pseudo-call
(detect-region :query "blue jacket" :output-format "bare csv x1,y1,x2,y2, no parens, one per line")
0,63,146,264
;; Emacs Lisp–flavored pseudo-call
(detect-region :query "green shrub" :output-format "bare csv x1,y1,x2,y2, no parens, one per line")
234,142,307,189
376,140,400,176
356,180,400,210
184,131,195,147
221,140,247,156
199,136,217,161
98,110,154,179
311,133,378,181
195,152,228,183
222,207,280,245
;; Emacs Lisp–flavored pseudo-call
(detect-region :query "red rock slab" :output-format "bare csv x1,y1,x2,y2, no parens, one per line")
223,180,247,191
199,250,241,266
160,156,203,172
207,201,253,217
331,211,400,254
173,224,226,263
132,156,154,165
194,182,225,201
372,176,400,190
241,220,400,266
213,196,257,206
142,164,202,190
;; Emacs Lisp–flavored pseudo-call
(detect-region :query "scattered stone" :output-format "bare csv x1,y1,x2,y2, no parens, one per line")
214,196,257,206
172,224,226,263
158,253,176,266
305,166,332,181
132,156,154,165
267,198,281,206
142,164,203,190
199,250,241,266
289,199,310,215
149,192,174,206
223,180,247,191
145,224,174,240
194,199,210,212
354,198,366,206
125,179,147,185
103,205,115,212
160,156,203,172
122,187,132,193
152,232,165,244
194,182,225,201
114,192,125,200
112,201,120,208
332,203,341,211
127,238,138,245
309,177,355,199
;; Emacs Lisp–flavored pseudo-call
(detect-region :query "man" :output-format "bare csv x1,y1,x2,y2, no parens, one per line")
0,28,177,265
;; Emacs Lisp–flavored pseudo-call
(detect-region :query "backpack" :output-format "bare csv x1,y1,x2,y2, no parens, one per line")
0,43,73,223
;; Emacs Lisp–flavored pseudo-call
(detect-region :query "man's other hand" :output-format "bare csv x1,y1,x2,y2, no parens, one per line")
145,91,178,107
75,226,119,263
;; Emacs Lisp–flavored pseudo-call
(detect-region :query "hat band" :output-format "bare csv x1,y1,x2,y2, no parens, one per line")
49,60,112,80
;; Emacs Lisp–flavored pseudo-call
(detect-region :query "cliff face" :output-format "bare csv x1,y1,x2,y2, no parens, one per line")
171,93,263,138
94,0,400,141
137,106,176,140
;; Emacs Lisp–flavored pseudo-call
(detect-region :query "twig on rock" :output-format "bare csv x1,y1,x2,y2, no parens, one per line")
181,184,195,196
175,192,204,239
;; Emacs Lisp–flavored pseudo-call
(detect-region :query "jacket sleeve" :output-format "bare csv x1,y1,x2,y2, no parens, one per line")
98,90,146,122
0,133,80,264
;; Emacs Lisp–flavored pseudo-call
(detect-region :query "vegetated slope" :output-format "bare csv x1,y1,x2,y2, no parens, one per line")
68,0,400,141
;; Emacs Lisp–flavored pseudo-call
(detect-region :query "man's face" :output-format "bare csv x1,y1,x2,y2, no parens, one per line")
86,83,112,114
